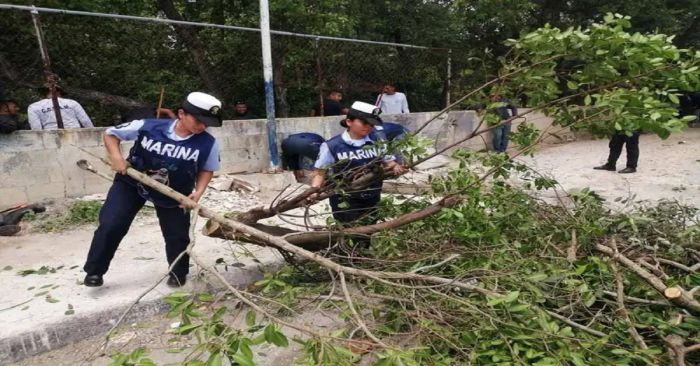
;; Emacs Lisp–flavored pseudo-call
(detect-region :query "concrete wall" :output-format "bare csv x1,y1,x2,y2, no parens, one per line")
0,110,560,207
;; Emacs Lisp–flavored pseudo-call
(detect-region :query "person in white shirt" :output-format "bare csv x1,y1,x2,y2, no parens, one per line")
375,82,410,114
27,86,94,130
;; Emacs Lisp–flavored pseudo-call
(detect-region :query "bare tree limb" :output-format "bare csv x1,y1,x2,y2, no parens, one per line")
610,257,648,349
595,243,700,314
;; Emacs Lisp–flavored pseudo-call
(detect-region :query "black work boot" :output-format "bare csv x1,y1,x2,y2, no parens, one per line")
167,274,187,288
593,164,616,171
84,274,104,287
618,167,636,174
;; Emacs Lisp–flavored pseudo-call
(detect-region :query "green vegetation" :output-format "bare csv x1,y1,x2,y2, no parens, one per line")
2,0,699,123
38,200,102,232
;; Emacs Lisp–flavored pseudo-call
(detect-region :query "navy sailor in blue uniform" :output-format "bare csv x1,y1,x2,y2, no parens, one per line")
83,92,222,288
311,101,407,225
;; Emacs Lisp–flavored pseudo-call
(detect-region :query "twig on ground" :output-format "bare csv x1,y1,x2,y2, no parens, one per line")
0,298,32,312
409,254,460,273
543,310,607,337
610,249,648,349
566,229,577,263
338,271,387,348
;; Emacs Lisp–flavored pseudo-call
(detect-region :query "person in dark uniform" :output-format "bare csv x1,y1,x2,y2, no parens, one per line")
281,133,325,180
310,90,345,116
311,101,406,225
594,130,640,174
83,92,223,288
372,122,410,164
372,121,409,141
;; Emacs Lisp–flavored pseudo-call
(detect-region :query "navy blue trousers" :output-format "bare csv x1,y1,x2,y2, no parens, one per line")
281,133,324,170
83,177,191,278
329,194,380,225
492,123,511,153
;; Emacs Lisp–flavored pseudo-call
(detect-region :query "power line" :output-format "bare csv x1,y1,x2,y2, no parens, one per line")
0,4,448,50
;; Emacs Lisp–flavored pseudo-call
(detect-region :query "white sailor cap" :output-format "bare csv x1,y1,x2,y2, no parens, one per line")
341,101,383,127
182,92,223,127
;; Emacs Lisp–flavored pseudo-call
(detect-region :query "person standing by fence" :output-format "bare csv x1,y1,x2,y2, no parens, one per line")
489,93,517,153
27,86,93,130
375,82,410,115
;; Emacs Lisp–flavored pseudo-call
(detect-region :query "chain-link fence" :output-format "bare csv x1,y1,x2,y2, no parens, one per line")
0,5,451,127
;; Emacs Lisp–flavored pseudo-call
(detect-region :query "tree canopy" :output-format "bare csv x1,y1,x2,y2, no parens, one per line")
0,0,697,125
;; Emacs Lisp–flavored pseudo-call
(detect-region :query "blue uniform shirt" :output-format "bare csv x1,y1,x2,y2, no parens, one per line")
106,119,220,172
314,130,395,169
107,119,219,207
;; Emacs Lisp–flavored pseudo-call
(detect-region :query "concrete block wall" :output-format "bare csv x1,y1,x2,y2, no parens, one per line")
0,110,560,207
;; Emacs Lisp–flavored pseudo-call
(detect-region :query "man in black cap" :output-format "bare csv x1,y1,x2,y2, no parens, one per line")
231,100,258,120
311,101,406,225
83,92,223,288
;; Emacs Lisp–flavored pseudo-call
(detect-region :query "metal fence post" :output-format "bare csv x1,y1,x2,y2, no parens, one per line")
259,0,279,170
30,6,64,129
445,48,452,108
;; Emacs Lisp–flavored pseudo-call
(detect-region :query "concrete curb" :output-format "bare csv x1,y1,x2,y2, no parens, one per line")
0,260,284,365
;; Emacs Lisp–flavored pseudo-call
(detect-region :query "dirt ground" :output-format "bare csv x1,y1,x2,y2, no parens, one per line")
12,299,346,366
517,128,700,210
8,128,700,365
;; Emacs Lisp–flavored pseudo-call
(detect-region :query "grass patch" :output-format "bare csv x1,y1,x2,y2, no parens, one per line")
39,200,102,232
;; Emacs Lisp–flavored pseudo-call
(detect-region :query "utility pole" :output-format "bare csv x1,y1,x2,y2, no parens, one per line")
30,6,64,129
259,0,279,170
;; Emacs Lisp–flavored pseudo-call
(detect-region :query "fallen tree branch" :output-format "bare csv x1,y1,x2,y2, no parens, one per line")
595,243,700,314
665,334,700,366
610,253,648,349
80,157,494,297
656,258,698,273
601,291,670,307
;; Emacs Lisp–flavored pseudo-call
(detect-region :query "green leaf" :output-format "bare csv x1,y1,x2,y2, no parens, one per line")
230,353,255,366
245,310,256,327
486,295,503,306
268,330,289,347
504,291,520,303
206,352,223,366
668,93,679,104
45,296,60,303
176,324,201,335
527,273,548,282
584,95,592,106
